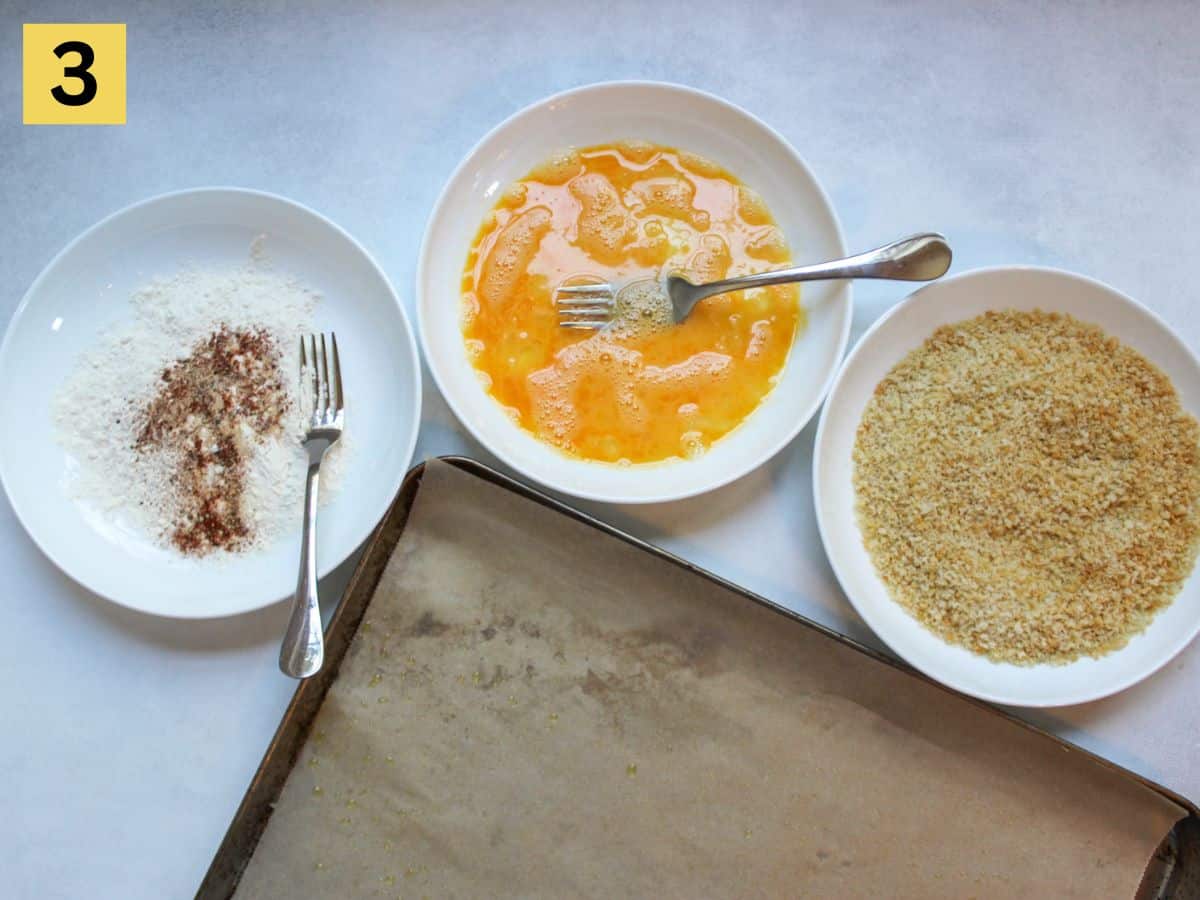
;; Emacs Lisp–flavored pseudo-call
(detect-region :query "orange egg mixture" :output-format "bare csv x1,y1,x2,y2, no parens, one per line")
461,141,803,464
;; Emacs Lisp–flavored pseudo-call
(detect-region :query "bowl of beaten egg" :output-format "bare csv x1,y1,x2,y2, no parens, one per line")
418,81,850,502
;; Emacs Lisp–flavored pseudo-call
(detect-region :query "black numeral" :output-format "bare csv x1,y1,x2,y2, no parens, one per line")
50,40,98,107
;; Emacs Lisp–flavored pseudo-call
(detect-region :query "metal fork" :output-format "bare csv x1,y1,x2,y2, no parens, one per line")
279,333,345,680
555,233,952,329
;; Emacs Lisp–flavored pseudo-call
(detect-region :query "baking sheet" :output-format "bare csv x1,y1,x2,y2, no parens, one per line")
222,459,1190,898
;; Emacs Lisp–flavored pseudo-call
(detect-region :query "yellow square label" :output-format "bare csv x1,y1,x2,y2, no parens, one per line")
23,24,126,125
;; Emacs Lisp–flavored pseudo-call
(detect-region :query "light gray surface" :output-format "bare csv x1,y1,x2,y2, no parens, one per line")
2,2,1198,897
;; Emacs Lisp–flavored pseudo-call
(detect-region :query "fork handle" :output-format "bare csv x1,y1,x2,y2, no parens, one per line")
678,233,952,307
279,456,325,679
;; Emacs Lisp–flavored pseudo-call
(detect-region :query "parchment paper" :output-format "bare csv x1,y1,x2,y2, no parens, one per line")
235,460,1185,898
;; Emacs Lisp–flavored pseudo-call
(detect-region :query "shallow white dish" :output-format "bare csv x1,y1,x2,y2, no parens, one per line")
0,188,421,619
418,81,850,503
814,266,1200,706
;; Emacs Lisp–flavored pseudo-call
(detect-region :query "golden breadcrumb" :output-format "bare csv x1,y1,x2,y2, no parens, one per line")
853,310,1200,664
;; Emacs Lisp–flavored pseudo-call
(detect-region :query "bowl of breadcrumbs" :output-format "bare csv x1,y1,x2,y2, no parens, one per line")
814,267,1200,706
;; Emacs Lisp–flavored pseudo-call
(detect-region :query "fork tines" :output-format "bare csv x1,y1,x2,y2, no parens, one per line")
299,332,344,426
554,282,616,330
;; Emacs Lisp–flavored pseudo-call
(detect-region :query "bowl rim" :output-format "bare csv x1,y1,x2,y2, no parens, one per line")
812,264,1200,705
416,79,851,504
0,185,423,618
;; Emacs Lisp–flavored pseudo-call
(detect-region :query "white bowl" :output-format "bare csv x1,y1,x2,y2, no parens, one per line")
814,266,1200,706
0,188,421,618
418,81,849,503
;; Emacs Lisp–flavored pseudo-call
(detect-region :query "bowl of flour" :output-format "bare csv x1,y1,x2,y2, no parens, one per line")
0,188,421,618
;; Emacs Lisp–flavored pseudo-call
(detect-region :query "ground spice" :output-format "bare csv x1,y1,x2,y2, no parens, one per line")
134,325,291,555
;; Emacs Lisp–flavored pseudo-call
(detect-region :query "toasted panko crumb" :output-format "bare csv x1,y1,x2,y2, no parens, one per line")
853,310,1200,664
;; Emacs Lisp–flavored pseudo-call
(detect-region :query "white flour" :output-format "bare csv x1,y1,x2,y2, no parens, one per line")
54,263,348,556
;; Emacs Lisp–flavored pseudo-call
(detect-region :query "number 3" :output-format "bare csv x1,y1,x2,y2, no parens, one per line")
50,40,98,107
